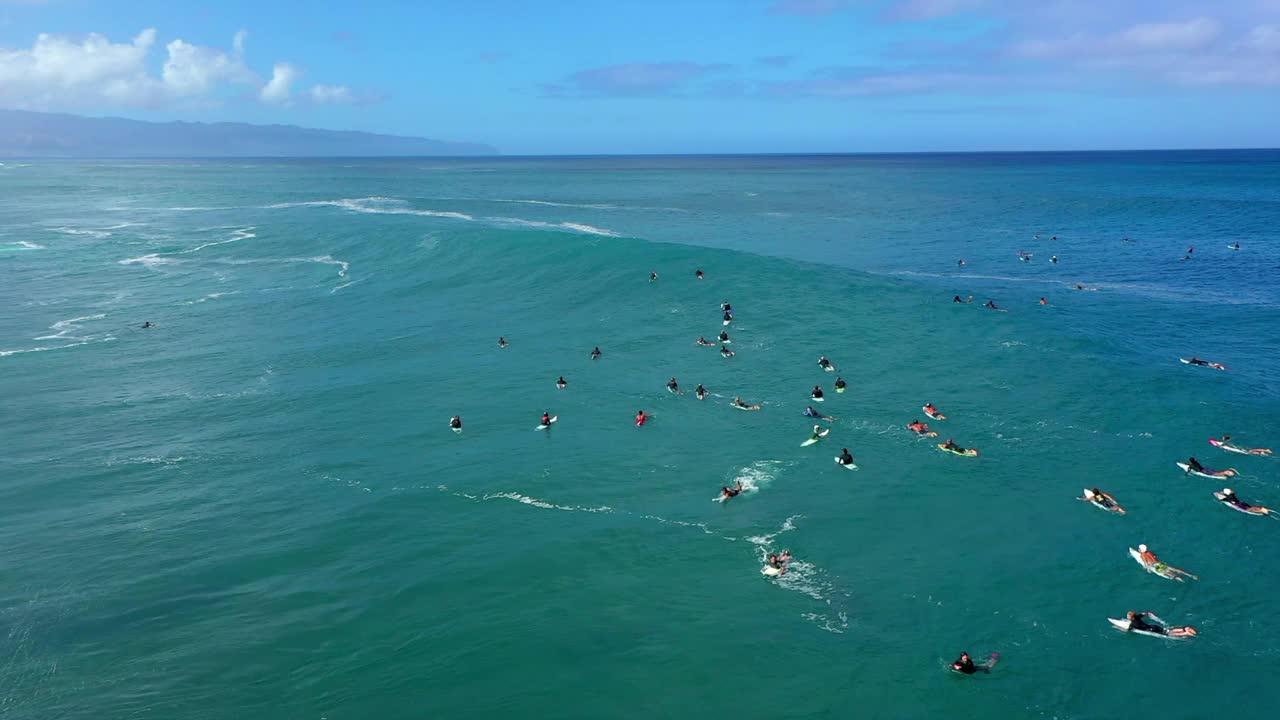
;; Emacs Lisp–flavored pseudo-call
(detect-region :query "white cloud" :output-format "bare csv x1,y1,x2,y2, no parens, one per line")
1246,24,1280,51
310,84,354,104
0,28,357,111
1119,17,1221,50
259,63,298,105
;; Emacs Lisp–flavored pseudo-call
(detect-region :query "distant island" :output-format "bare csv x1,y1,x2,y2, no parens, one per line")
0,110,497,158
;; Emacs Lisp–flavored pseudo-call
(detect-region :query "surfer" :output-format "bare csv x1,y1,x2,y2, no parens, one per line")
667,377,680,393
449,416,462,430
818,356,832,370
723,311,734,323
732,396,759,410
952,295,973,303
951,653,979,674
141,321,153,329
924,403,941,417
837,448,855,466
1137,544,1198,580
541,412,552,427
720,345,735,357
804,406,835,421
635,410,649,427
590,347,602,360
984,299,1003,311
942,438,966,453
556,376,567,389
1050,255,1058,264
695,384,708,400
1230,243,1240,250
721,481,744,500
1219,488,1273,515
1185,457,1206,473
650,271,658,282
718,330,730,343
811,386,824,401
1039,297,1048,305
767,550,792,572
808,425,825,442
695,268,705,279
1079,488,1124,513
697,336,715,346
1124,611,1197,638
498,336,508,348
834,377,847,391
907,420,931,435
957,259,966,267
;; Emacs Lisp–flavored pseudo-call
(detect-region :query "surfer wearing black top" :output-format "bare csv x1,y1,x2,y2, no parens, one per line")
951,653,977,674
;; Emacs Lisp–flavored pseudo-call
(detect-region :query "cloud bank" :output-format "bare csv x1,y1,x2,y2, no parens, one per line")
0,28,357,111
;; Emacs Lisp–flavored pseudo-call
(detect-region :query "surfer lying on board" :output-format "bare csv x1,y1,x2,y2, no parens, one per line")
721,482,744,500
767,551,792,573
837,448,855,465
804,406,835,421
720,346,735,357
818,356,832,370
1079,488,1124,512
1186,357,1226,369
732,397,760,410
942,438,967,453
1186,457,1206,473
984,299,1003,311
907,420,931,434
697,336,715,346
1219,488,1274,515
1125,611,1197,637
1137,544,1199,580
924,403,941,416
952,295,973,303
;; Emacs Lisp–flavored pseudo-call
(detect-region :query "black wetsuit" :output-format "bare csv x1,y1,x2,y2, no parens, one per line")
1188,458,1205,472
952,657,977,674
1130,615,1164,634
839,453,853,465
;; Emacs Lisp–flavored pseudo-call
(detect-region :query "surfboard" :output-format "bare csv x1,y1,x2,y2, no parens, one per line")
1176,462,1237,478
535,416,558,431
937,444,978,457
1108,618,1185,640
1082,488,1123,513
761,566,783,577
835,386,846,393
908,427,939,437
667,386,682,395
450,425,462,434
556,383,566,389
1210,438,1272,456
1180,358,1226,370
923,407,947,420
811,396,825,402
822,365,836,372
834,457,858,470
801,429,831,446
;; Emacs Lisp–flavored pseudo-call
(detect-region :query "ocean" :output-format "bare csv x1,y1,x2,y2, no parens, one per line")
2,152,1278,719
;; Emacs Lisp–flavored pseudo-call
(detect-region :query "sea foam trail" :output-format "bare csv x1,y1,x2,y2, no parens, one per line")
178,227,256,254
265,196,624,237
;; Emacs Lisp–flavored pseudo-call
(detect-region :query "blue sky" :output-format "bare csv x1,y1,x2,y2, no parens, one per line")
2,0,1279,153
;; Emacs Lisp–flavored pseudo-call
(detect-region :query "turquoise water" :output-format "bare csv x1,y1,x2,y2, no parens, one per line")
3,153,1279,719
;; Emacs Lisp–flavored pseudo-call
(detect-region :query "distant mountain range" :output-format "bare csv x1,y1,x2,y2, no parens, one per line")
0,110,497,157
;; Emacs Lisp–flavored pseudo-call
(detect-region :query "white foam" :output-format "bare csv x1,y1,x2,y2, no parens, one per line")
1,337,115,358
486,216,622,237
493,198,618,210
178,227,256,254
50,227,112,238
266,196,474,221
185,291,241,305
747,514,801,546
119,254,179,268
34,314,107,340
482,491,614,514
4,241,44,250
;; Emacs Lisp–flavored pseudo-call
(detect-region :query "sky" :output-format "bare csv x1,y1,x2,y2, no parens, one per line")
2,0,1280,154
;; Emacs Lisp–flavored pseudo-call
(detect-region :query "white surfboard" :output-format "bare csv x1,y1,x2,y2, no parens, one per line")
834,457,858,470
1214,491,1267,515
1176,462,1236,478
1129,547,1179,580
811,396,824,402
761,565,783,577
450,425,462,434
1108,618,1184,640
535,416,558,431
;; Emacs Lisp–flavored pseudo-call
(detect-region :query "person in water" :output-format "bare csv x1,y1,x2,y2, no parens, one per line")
1230,243,1240,250
697,336,714,346
718,330,730,342
924,403,941,416
695,384,707,399
804,406,827,419
942,438,966,453
907,420,931,434
1186,457,1206,473
556,376,567,389
1050,255,1058,264
695,268,705,279
498,336,508,348
450,416,462,429
723,311,733,322
721,481,744,499
767,550,792,570
957,259,966,267
720,345,735,357
1080,488,1124,513
818,356,831,369
1039,297,1048,306
141,321,153,329
951,652,978,674
1125,611,1197,637
541,412,552,427
635,410,649,426
838,448,855,465
650,271,659,282
1220,488,1273,514
952,295,973,303
591,347,601,360
984,299,1002,310
809,425,824,441
1137,544,1198,580
834,377,847,390
667,377,679,393
811,386,824,400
